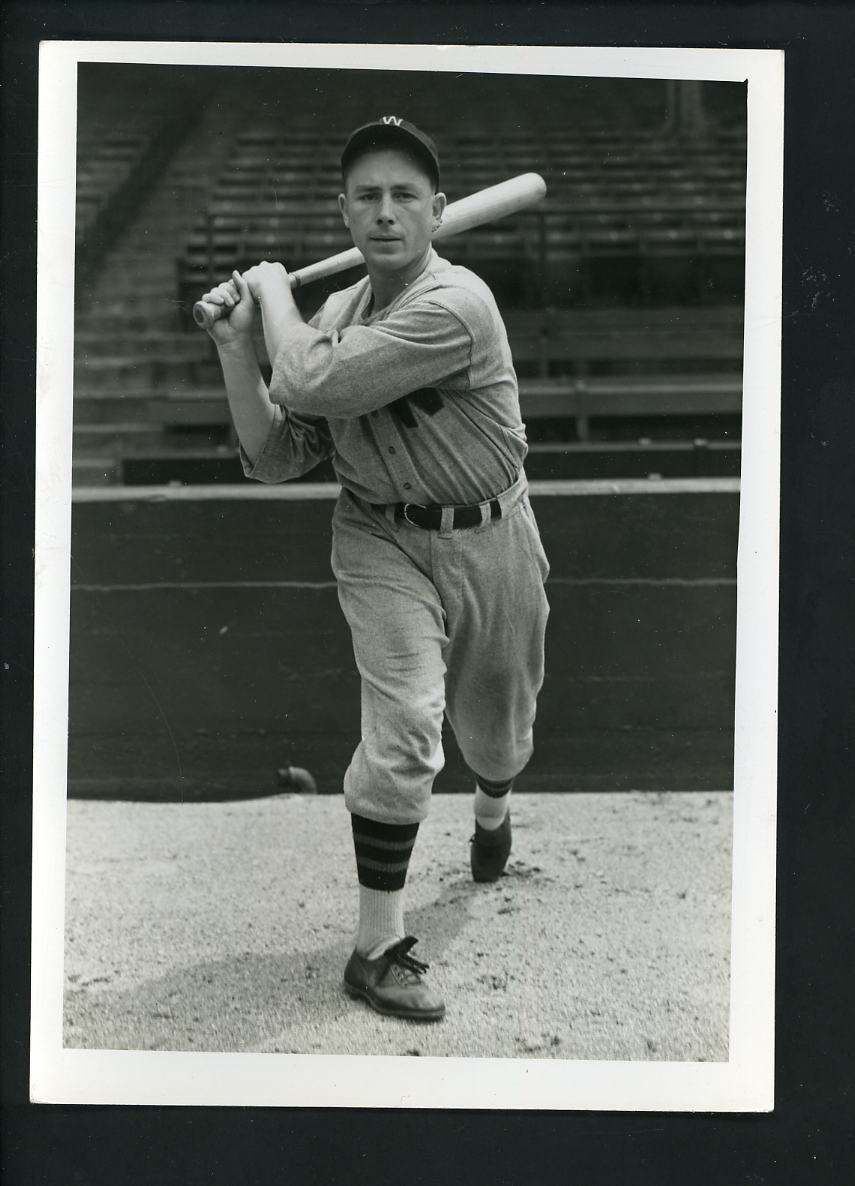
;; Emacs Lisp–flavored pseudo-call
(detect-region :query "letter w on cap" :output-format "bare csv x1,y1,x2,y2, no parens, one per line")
381,115,403,126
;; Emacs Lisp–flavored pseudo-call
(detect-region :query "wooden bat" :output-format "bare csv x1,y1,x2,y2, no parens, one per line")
192,172,547,330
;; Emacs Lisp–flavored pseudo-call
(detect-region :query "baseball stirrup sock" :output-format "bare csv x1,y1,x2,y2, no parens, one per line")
473,774,514,830
351,814,419,959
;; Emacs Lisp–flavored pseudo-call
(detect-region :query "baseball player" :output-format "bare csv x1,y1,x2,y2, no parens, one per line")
201,117,550,1022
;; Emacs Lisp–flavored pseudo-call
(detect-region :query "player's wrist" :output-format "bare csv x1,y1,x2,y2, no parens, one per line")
215,333,257,358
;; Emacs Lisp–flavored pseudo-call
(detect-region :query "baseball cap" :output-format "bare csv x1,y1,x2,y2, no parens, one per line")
341,117,440,188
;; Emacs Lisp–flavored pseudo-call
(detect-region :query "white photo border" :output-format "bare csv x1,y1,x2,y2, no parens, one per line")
31,40,783,1111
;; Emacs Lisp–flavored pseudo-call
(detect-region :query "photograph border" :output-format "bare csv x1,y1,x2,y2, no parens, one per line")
30,39,782,1112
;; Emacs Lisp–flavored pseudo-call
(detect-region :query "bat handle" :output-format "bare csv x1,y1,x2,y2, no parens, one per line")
192,271,303,331
192,300,222,331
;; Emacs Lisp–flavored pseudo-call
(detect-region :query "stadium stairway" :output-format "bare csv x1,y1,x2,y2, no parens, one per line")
73,77,254,485
72,74,744,487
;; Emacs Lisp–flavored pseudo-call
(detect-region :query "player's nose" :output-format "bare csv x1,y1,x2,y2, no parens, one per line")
376,193,395,222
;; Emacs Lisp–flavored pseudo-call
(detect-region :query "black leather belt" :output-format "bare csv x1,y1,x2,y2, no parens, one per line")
373,497,502,531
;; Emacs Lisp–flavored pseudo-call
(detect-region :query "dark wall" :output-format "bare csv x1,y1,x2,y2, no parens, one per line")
68,482,738,798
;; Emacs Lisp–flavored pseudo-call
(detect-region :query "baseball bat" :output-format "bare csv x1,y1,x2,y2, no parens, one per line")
192,172,547,331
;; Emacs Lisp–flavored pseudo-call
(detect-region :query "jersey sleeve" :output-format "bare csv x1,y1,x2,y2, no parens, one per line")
240,406,335,484
267,288,491,419
239,302,336,483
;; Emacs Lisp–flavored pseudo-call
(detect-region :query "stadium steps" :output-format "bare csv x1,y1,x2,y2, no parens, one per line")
72,73,745,486
524,439,740,479
75,330,216,360
73,79,259,483
75,71,206,286
110,439,740,485
73,422,231,460
73,387,228,426
78,73,254,329
72,457,123,487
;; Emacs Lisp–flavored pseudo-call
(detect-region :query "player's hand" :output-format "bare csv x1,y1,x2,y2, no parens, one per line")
200,271,256,345
242,261,293,305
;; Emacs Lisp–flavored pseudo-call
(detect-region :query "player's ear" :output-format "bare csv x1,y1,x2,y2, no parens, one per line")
338,192,349,228
432,191,447,228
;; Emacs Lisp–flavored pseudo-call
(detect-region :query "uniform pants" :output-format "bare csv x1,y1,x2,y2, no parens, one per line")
331,473,550,825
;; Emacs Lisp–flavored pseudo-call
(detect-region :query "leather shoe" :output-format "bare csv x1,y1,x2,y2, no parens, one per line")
470,812,512,882
343,936,445,1021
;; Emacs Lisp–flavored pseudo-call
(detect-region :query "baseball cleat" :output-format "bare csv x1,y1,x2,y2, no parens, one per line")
343,936,445,1021
470,812,512,882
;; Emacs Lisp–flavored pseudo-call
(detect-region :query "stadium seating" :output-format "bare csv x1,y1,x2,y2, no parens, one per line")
72,69,746,485
177,120,746,311
75,66,205,287
104,305,741,485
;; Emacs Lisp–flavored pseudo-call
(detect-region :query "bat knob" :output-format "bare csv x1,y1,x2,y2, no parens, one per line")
193,300,218,330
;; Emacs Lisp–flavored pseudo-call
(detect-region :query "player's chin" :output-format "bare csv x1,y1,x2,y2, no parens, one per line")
366,241,429,276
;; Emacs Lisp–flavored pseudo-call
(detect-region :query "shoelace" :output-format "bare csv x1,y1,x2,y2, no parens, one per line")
384,936,430,981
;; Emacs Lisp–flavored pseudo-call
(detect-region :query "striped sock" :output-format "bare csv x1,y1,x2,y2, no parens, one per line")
474,774,513,831
351,814,419,959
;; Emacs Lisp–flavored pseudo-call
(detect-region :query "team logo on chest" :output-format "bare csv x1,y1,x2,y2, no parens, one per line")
387,387,444,429
381,115,403,126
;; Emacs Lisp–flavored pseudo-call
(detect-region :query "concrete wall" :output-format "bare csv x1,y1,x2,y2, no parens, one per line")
67,480,738,798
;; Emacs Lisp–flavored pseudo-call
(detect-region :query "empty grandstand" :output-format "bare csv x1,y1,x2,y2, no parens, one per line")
73,66,746,487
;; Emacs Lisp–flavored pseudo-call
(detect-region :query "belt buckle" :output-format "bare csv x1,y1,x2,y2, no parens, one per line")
402,503,422,527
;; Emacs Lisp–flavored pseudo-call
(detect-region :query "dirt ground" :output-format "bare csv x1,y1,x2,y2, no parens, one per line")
63,790,732,1062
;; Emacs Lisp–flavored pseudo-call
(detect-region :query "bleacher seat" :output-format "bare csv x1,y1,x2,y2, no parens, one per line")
73,70,746,486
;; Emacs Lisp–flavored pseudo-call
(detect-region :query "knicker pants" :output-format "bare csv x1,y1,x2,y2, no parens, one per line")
331,474,550,825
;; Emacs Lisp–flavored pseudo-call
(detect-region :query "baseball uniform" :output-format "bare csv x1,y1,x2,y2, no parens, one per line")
241,247,550,823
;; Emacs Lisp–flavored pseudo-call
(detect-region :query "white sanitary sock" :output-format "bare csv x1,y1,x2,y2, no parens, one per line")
356,885,406,959
473,776,513,831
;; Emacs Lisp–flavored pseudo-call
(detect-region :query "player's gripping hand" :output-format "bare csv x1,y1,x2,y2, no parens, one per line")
199,270,256,346
240,261,302,359
242,260,292,304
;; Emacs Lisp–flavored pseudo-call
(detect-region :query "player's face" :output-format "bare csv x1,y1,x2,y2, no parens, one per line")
339,149,446,286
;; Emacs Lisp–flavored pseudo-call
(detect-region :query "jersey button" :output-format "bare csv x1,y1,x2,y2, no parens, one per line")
403,482,412,491
387,446,396,455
